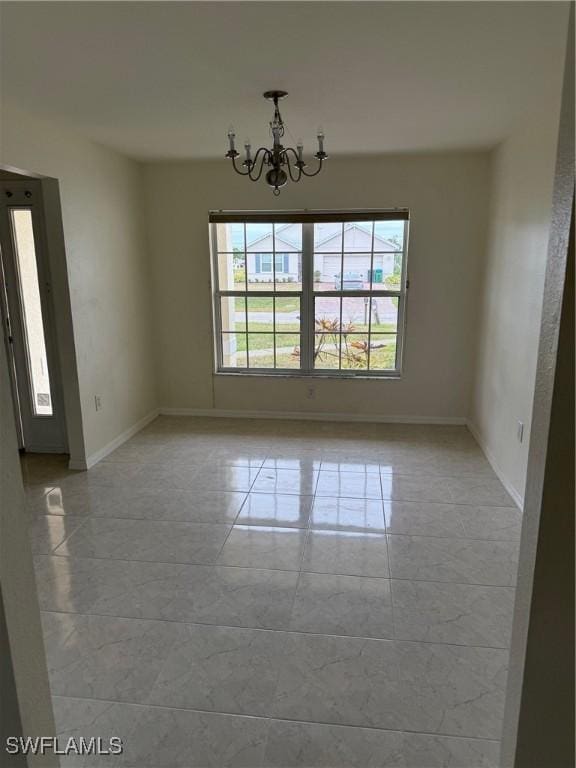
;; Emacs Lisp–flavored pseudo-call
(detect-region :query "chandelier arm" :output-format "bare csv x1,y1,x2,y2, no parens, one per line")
283,148,303,183
300,157,324,178
230,155,253,177
247,148,271,182
230,148,269,180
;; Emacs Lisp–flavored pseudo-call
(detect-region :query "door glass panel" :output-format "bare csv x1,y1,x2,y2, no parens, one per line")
10,209,53,415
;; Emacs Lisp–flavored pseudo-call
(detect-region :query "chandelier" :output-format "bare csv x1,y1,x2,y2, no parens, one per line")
225,91,328,195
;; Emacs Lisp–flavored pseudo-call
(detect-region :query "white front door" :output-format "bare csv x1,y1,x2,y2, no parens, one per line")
0,180,67,452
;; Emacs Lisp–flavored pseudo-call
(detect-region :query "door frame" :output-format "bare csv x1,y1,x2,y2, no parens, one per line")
0,247,24,447
500,9,574,766
0,179,68,452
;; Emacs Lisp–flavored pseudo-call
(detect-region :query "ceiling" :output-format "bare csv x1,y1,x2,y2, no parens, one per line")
1,1,569,160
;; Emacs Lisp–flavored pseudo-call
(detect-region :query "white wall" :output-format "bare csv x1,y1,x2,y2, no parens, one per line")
144,152,489,420
470,115,562,504
0,103,158,463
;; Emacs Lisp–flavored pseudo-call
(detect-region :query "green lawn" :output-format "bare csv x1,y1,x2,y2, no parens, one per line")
232,337,396,370
244,321,300,333
236,297,300,312
236,332,300,353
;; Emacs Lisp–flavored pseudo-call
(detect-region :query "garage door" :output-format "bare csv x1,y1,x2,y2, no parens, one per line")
321,255,341,282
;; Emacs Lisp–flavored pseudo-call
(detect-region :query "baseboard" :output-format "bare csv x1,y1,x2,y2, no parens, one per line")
159,407,467,426
466,419,524,510
68,408,160,471
24,444,68,454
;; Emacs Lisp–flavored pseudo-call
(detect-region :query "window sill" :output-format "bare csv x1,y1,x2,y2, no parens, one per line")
213,371,403,381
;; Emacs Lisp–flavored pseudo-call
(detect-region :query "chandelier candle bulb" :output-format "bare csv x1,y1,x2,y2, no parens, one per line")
227,127,236,152
225,90,328,194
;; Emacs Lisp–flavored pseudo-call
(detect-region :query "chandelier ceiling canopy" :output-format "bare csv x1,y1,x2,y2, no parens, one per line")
225,91,328,196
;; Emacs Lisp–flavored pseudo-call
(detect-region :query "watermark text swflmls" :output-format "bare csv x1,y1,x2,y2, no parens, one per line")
6,736,123,756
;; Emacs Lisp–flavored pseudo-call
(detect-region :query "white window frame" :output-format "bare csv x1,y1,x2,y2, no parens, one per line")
210,209,409,378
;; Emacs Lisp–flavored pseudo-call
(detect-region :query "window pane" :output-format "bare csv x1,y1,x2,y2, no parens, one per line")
314,250,342,290
343,222,374,252
314,296,341,370
314,332,340,369
215,222,245,252
314,222,343,252
341,296,371,332
247,296,274,332
220,296,246,333
372,252,402,291
275,252,302,292
369,334,397,370
374,220,405,250
10,209,53,415
247,333,274,368
247,253,274,287
275,297,300,332
341,334,369,371
276,334,300,369
314,296,341,333
371,298,398,334
341,254,371,290
274,223,302,251
221,332,246,368
217,251,246,291
340,298,399,334
246,223,273,251
215,223,246,291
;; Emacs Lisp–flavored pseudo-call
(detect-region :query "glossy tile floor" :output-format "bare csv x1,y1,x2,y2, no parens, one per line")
24,416,522,767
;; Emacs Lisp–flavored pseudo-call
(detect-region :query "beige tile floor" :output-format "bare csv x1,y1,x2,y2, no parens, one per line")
23,416,522,767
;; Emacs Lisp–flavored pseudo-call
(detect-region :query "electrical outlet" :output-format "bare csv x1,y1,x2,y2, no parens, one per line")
95,395,102,412
517,420,524,443
307,385,316,400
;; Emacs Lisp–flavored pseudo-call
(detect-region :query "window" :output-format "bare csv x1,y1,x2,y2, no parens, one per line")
210,210,409,376
256,253,290,275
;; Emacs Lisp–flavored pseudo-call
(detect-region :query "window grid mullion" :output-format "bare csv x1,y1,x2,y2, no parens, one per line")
272,226,277,368
243,223,247,292
367,221,375,371
338,223,344,370
242,224,250,368
396,218,410,370
301,223,314,373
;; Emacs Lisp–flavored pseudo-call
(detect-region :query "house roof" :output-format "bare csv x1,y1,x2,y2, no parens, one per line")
247,222,398,251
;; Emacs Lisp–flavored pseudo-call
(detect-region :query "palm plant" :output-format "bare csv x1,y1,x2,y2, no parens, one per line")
291,316,370,368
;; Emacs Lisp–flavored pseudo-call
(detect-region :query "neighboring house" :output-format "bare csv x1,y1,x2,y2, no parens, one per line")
245,224,301,283
245,223,400,285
